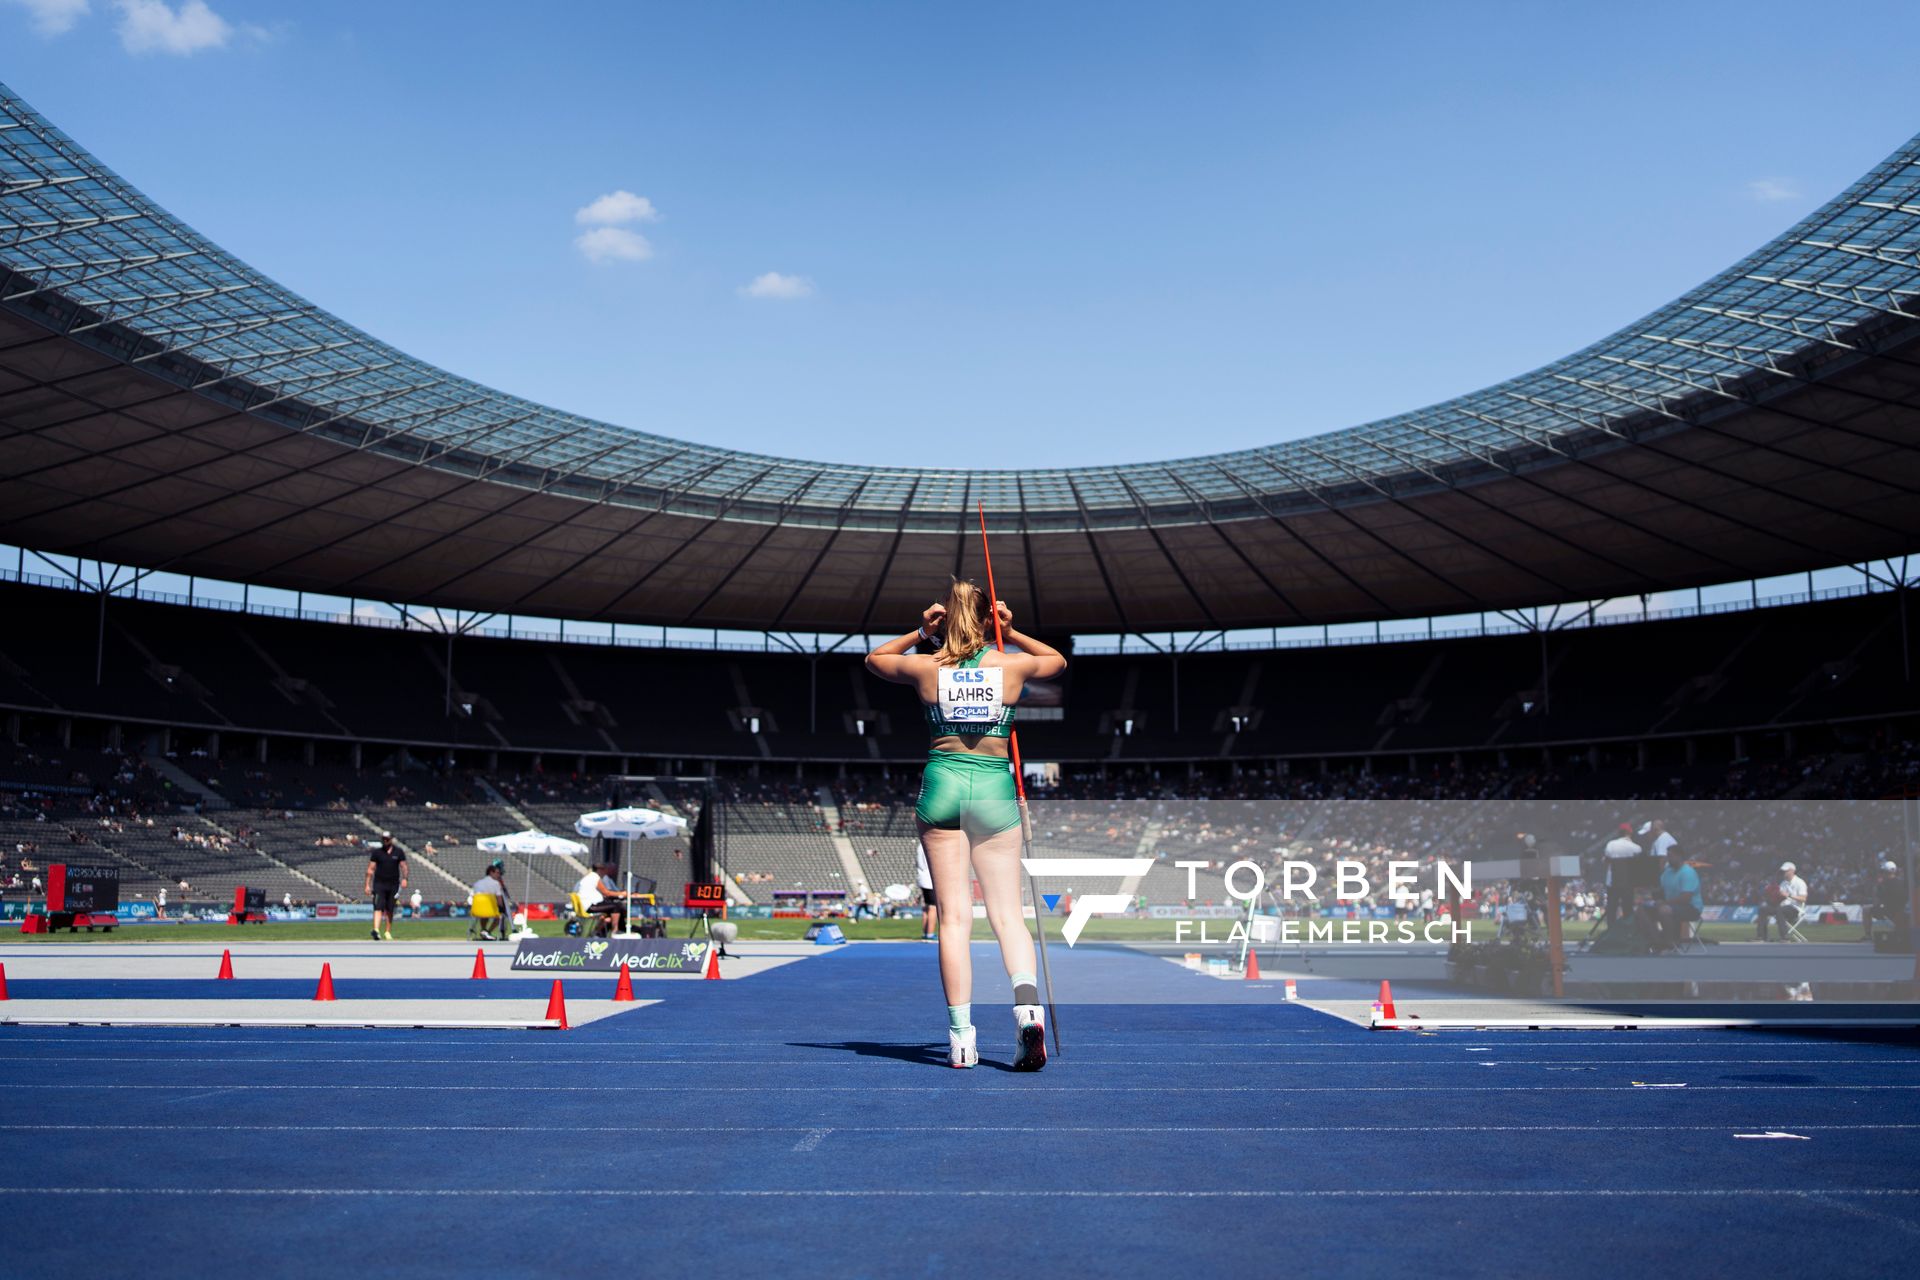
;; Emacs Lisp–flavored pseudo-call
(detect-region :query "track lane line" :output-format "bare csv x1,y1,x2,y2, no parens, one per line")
6,1122,1920,1134
2,1187,1917,1200
15,1090,1920,1097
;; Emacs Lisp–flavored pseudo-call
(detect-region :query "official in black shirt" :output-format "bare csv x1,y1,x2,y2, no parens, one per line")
364,833,408,941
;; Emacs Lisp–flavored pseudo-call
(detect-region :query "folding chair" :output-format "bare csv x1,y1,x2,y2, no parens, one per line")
1783,904,1811,943
467,891,503,941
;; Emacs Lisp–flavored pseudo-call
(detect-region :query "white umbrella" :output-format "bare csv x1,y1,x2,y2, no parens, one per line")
475,830,590,913
574,807,688,841
574,808,690,938
478,829,590,857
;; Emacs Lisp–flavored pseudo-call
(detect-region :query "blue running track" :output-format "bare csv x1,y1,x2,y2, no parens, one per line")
3,944,1918,1279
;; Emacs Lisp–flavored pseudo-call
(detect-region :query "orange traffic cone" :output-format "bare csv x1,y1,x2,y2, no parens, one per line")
0,961,9,1001
216,949,234,980
612,962,635,1002
313,963,336,1002
545,978,570,1029
1244,948,1261,981
470,949,488,980
703,944,722,980
1378,979,1397,1021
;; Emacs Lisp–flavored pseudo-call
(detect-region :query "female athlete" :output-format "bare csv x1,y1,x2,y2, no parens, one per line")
865,579,1067,1069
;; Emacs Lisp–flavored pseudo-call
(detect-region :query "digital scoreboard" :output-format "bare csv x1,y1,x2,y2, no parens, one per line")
48,863,119,914
24,863,122,933
684,881,727,910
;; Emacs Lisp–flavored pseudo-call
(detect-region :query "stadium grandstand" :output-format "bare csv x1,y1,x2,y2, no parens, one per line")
0,79,1917,921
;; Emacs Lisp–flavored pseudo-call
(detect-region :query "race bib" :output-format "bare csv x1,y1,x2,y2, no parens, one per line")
937,666,1004,724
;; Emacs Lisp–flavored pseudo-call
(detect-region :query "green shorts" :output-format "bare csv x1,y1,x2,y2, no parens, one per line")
916,750,1021,840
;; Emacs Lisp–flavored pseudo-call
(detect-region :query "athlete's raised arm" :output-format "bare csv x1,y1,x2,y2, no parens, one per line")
993,600,1066,680
864,602,945,684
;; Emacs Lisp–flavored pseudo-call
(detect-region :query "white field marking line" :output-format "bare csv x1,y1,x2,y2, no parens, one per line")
1734,1132,1810,1140
790,1128,831,1152
1281,997,1371,1033
0,1019,563,1030
0,1035,1808,1047
1371,1018,1920,1030
2,1187,1918,1201
0,1038,1898,1056
0,1035,589,1045
1805,1192,1920,1239
2,1055,1914,1067
5,1123,1919,1135
16,1082,1920,1093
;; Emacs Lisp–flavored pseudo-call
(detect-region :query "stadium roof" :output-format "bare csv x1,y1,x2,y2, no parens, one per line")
2,81,1918,633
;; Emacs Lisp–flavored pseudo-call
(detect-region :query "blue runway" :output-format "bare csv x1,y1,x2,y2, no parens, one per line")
3,944,1918,1279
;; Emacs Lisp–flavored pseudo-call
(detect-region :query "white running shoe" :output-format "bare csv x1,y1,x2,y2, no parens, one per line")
1012,1004,1047,1072
948,1025,978,1069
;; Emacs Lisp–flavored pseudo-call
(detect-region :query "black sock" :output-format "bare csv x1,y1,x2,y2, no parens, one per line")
1014,982,1039,1006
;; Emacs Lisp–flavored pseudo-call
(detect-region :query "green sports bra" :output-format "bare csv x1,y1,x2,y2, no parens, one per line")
924,646,1016,739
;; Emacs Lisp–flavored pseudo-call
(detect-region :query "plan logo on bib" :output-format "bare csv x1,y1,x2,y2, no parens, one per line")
1020,858,1153,945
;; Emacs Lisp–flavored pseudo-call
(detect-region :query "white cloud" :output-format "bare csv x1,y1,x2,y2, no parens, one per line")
114,0,231,55
738,271,814,300
574,225,654,264
5,0,90,36
1745,178,1802,204
574,190,660,227
571,191,660,264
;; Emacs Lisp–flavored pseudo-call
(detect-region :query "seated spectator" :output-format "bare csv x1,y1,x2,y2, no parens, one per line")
575,862,638,936
468,860,513,941
1755,861,1809,941
1638,842,1702,952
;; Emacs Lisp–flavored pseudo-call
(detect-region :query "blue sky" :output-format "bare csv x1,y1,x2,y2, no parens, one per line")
6,0,1920,475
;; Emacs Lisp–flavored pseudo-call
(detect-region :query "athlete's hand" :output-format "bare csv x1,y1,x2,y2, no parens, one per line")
921,603,947,634
994,599,1013,628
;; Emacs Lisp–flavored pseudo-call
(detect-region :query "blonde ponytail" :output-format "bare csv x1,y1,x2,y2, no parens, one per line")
936,578,992,666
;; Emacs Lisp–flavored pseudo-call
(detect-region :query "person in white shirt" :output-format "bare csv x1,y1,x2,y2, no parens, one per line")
1756,861,1810,941
1602,823,1643,923
575,862,637,936
1639,819,1677,861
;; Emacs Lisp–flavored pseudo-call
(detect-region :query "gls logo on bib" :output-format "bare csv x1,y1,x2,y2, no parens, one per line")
937,666,1004,723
